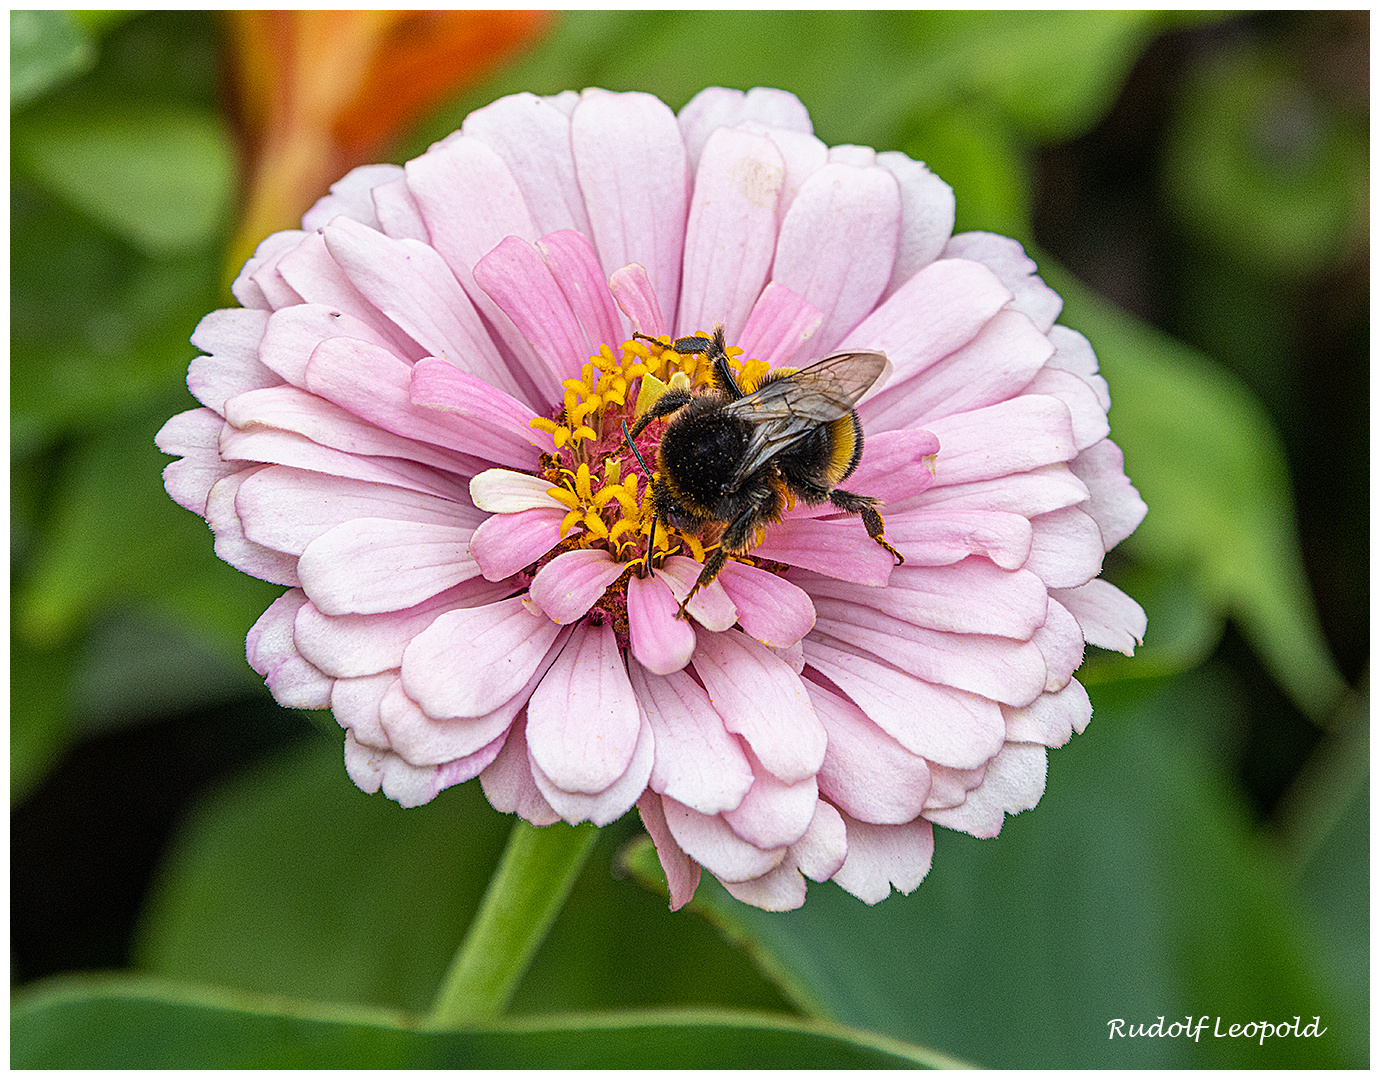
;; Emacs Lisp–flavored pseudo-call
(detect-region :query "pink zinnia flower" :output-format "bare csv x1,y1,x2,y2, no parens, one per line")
159,86,1146,912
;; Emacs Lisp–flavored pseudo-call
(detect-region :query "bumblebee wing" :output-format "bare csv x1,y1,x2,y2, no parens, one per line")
721,351,887,486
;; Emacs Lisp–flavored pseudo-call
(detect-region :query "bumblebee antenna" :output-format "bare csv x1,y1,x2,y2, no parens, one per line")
622,419,658,576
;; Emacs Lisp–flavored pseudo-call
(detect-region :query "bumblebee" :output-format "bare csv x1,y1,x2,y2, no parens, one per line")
623,324,903,615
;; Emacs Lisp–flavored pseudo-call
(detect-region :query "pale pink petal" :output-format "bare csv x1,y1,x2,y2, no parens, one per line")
858,307,1051,433
943,231,1063,332
469,507,566,582
925,762,987,811
301,162,401,230
716,559,815,648
474,235,589,402
297,518,477,615
256,303,399,388
537,230,626,352
276,232,422,359
626,571,696,676
246,589,332,708
403,134,543,380
529,548,627,624
637,790,701,911
479,715,560,827
1033,596,1085,692
232,229,304,310
771,161,901,352
811,598,1047,707
662,795,785,883
827,144,875,167
1024,506,1105,589
1069,438,1148,551
1003,678,1092,748
526,620,641,793
343,729,387,794
759,126,828,223
381,650,549,765
804,427,938,511
653,556,737,631
206,471,301,587
831,814,934,904
468,468,568,513
460,91,592,237
224,384,484,479
1026,366,1110,451
409,360,554,470
294,578,514,678
402,597,563,718
736,282,824,367
752,518,897,586
219,426,471,504
422,728,510,800
158,409,240,516
187,309,278,413
720,858,807,911
722,753,819,850
628,660,753,815
808,679,932,825
677,126,785,342
572,89,688,329
531,705,654,826
236,465,477,556
371,175,430,242
607,263,666,338
803,638,1006,769
843,258,1012,391
691,626,826,784
676,86,813,168
876,151,956,299
770,639,805,674
321,217,519,399
792,799,849,881
924,396,1078,487
795,559,1050,639
923,741,1048,839
907,462,1089,518
1047,325,1111,411
383,750,463,805
882,508,1033,571
1050,579,1147,656
329,671,396,746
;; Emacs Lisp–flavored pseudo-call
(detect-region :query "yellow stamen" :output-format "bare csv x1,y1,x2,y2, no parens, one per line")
546,486,580,510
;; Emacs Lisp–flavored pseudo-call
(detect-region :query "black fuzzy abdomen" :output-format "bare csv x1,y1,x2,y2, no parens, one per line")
658,404,752,519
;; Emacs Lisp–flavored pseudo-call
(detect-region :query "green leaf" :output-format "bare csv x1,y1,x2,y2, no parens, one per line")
1044,263,1347,722
10,180,220,455
10,634,78,805
134,737,796,1018
1164,44,1368,277
413,11,1190,163
677,675,1356,1068
13,103,235,255
15,398,282,654
10,10,94,109
901,103,1031,242
12,976,942,1069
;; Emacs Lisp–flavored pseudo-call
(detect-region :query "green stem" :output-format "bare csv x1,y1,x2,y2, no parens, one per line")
425,818,599,1028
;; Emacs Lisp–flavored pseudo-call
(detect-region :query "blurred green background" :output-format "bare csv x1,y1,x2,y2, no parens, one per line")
11,10,1367,1069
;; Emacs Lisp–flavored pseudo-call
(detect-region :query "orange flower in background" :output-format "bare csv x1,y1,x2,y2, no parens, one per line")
225,9,553,274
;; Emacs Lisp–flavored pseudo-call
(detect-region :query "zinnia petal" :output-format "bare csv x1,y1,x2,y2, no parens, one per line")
161,82,1146,913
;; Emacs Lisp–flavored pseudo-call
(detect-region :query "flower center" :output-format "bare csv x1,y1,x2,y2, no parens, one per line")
524,332,775,623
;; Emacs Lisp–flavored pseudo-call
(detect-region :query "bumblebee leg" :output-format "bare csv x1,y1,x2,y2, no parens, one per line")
625,389,692,440
829,488,905,565
675,496,768,617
